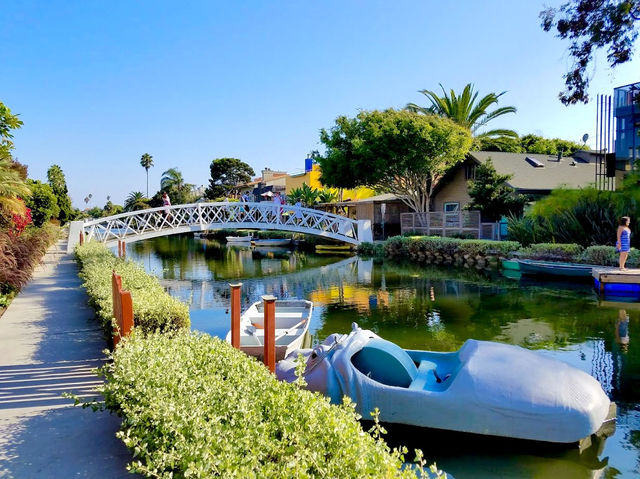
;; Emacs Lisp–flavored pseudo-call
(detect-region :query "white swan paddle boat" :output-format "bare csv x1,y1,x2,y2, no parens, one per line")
226,300,312,361
276,323,614,444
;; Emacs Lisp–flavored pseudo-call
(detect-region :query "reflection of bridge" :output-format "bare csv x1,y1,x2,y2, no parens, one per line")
67,202,372,252
159,256,363,310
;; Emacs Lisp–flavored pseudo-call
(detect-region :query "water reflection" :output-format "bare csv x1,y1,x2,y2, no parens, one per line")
126,235,640,478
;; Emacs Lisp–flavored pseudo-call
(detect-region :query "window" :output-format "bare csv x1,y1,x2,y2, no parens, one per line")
444,202,460,213
464,164,476,180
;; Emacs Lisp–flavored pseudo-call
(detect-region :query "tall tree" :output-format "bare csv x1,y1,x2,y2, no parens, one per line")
467,159,527,221
140,153,154,197
205,158,255,200
540,0,640,104
160,168,193,204
24,180,59,227
46,164,73,224
406,83,517,148
124,191,150,212
319,109,472,212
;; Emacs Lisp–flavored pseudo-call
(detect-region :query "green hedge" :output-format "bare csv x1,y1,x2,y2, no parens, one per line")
359,236,520,262
518,243,583,262
75,242,189,334
580,245,640,267
99,331,429,478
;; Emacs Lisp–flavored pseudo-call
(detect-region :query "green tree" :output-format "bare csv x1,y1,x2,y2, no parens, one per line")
24,180,59,227
205,158,255,200
540,0,640,104
103,201,124,216
0,102,30,218
161,168,193,204
467,159,527,221
406,83,517,148
0,156,31,217
124,191,150,212
319,109,472,212
0,102,24,154
46,164,73,224
140,153,154,197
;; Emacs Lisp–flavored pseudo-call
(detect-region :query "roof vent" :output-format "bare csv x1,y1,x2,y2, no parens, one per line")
525,156,545,168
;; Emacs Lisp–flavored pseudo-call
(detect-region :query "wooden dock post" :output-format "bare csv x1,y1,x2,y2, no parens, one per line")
229,283,242,349
112,271,134,348
79,231,84,245
262,295,276,373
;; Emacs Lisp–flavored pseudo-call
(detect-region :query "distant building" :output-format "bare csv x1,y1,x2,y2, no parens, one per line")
614,81,640,168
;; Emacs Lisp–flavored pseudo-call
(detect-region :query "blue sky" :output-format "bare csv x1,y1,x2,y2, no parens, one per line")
2,0,639,208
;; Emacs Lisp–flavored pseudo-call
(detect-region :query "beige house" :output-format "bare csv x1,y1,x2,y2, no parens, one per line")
432,151,601,216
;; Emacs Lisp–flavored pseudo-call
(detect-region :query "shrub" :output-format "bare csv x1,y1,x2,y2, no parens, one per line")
0,224,59,290
75,242,189,334
457,239,520,257
383,236,411,258
357,241,385,257
99,331,424,478
580,245,640,267
518,243,583,261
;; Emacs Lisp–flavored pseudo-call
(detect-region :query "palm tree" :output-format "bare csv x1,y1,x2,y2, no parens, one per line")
0,155,31,215
140,153,154,198
160,167,185,193
124,191,149,212
406,84,517,147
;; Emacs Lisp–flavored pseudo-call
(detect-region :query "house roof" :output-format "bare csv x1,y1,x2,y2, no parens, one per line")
468,151,597,191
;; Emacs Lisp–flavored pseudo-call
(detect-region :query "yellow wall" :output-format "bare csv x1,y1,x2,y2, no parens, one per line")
285,164,375,201
431,167,472,212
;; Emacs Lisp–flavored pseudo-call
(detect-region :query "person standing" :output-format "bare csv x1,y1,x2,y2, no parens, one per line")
162,192,171,220
617,216,632,270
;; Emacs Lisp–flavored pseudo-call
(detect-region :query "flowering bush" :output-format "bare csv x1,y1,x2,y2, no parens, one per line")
10,203,32,237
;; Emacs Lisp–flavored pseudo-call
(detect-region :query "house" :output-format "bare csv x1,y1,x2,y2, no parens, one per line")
237,168,288,200
431,150,603,217
317,193,411,240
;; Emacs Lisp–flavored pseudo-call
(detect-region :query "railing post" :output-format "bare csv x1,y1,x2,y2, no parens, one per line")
262,295,276,373
79,230,84,245
112,271,134,348
229,283,242,349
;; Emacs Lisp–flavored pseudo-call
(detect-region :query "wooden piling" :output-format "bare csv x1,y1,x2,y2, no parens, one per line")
229,283,242,349
262,295,276,373
112,271,134,348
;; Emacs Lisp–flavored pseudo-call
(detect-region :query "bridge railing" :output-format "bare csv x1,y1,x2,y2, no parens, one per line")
69,202,371,251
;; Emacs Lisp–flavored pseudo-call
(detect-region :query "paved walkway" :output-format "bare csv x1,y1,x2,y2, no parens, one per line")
0,240,134,478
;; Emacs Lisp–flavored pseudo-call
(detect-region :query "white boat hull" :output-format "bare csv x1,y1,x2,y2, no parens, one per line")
277,324,612,444
226,236,252,243
226,300,312,361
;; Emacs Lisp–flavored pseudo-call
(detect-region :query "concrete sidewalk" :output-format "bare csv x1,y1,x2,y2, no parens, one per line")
0,240,134,478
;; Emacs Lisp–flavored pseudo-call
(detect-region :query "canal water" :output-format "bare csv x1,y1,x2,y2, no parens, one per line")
128,235,640,478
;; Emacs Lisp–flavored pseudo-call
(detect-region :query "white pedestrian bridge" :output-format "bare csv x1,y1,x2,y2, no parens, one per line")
67,202,372,253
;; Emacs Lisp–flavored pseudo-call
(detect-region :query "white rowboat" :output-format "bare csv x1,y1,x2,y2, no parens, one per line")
226,236,253,243
226,300,312,361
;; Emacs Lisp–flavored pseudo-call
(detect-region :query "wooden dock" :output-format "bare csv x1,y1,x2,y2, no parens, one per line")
592,267,640,297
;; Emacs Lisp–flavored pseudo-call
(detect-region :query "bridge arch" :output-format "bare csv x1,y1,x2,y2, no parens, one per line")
68,202,372,252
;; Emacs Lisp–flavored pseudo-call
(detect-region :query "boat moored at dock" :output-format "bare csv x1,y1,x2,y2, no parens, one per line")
277,323,613,444
226,299,312,361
